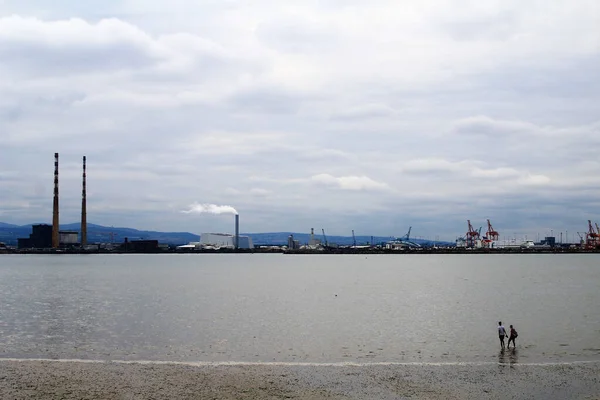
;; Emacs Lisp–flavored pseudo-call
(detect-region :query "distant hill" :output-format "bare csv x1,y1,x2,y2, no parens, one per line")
0,222,200,246
0,225,33,245
0,222,449,247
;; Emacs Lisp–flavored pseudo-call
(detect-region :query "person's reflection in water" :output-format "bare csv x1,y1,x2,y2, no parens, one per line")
498,346,519,362
498,348,507,364
508,347,519,367
498,347,519,372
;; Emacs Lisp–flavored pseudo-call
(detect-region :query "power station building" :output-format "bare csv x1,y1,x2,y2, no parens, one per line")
199,233,254,249
17,225,80,248
18,224,53,248
59,231,79,245
17,153,88,249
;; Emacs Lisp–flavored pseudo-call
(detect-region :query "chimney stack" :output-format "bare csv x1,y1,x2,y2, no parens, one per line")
81,156,87,246
52,152,59,248
235,214,239,250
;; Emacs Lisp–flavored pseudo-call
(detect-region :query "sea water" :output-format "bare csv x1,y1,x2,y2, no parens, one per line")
0,254,598,364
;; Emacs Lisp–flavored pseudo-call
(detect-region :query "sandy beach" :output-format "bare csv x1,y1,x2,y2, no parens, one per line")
1,359,599,399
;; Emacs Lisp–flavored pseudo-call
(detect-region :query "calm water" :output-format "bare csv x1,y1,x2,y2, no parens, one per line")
0,254,599,364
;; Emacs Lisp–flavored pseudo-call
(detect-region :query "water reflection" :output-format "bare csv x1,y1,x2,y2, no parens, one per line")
498,347,519,368
498,348,507,365
508,347,519,365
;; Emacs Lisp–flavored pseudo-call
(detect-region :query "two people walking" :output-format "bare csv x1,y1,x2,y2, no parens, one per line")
498,321,518,349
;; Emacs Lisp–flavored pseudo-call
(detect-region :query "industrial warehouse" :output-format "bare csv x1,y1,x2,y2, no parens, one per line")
3,153,600,254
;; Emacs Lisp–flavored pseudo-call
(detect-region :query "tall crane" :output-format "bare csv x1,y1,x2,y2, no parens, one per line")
322,229,328,247
397,226,421,248
486,219,499,241
586,220,599,248
466,220,480,248
352,230,356,247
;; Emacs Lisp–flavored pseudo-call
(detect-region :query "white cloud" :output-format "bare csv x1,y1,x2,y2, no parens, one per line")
470,167,519,179
0,1,599,239
181,203,238,215
249,188,271,197
177,131,288,156
401,157,549,186
402,158,477,174
310,174,389,191
518,174,551,186
0,16,162,74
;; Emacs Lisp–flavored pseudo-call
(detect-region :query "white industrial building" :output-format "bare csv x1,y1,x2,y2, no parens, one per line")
59,231,79,245
199,233,254,249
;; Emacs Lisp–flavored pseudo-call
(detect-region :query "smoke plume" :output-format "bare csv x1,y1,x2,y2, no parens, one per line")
182,203,238,215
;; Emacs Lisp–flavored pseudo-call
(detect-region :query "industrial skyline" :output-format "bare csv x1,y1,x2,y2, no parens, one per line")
30,153,89,249
0,2,599,241
1,151,599,244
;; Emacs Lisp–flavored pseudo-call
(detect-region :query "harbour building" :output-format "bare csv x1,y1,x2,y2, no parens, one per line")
17,225,80,249
199,233,254,249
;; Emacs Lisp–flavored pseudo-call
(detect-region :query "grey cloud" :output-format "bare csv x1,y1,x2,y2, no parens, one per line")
462,54,600,109
452,116,542,137
0,105,22,122
0,91,87,124
227,87,310,114
330,103,397,121
0,4,599,239
0,16,163,75
0,16,238,80
293,148,351,161
442,12,517,41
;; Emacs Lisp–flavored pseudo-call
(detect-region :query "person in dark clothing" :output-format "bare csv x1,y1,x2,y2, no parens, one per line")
507,324,518,348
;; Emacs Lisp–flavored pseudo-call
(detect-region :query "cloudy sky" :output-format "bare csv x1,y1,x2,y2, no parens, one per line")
1,1,599,241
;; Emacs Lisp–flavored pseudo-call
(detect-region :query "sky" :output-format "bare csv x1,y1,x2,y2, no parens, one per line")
0,1,599,241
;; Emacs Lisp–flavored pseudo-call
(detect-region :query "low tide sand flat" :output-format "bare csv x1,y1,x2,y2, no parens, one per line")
1,359,599,399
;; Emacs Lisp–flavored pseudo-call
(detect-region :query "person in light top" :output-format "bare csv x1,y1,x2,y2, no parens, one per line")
498,321,507,349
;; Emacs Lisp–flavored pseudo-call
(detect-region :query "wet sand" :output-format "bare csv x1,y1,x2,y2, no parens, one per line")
1,360,599,399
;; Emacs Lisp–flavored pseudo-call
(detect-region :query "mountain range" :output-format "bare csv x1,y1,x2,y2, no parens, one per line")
0,222,445,247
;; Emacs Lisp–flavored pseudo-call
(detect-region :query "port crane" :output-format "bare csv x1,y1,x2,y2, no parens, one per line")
466,220,480,248
393,227,421,248
402,226,412,241
481,219,499,248
352,230,356,247
486,219,499,241
321,229,328,247
586,220,599,249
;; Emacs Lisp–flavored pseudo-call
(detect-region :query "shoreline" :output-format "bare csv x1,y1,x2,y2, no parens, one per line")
1,359,599,399
2,247,600,255
3,356,600,366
